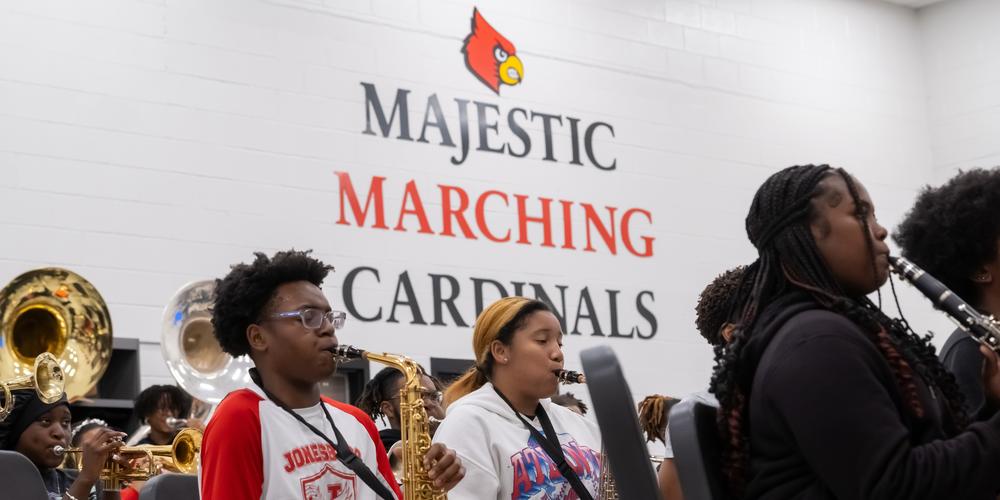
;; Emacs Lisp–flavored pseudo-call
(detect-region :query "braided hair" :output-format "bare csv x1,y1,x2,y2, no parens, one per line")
709,165,969,494
356,367,407,424
637,394,680,444
356,364,439,424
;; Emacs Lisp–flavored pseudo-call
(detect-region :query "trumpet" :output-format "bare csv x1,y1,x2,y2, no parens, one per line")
55,428,202,488
0,352,64,421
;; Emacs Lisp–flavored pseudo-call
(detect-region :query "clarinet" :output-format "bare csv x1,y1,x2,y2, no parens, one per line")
889,255,1000,352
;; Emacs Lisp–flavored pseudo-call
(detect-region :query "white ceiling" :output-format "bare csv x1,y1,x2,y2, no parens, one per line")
879,0,951,8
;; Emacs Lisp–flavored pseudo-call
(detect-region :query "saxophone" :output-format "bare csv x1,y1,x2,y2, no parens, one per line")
556,370,618,500
331,345,445,500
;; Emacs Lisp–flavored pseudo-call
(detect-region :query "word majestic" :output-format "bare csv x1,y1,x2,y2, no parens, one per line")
336,172,655,258
361,82,617,170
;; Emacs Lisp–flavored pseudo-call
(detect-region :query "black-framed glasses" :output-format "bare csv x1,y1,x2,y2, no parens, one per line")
269,308,346,330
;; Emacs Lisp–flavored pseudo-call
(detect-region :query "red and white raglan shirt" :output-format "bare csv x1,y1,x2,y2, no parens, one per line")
199,384,402,500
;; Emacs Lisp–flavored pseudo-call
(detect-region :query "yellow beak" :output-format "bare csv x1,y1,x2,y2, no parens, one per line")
498,55,523,86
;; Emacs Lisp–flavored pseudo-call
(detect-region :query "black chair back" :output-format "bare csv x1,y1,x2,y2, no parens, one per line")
0,450,48,500
139,473,199,500
580,345,662,500
669,399,730,500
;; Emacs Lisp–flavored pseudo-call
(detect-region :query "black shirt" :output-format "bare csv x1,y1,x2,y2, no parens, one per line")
745,309,1000,500
940,328,996,420
378,428,401,452
39,467,100,500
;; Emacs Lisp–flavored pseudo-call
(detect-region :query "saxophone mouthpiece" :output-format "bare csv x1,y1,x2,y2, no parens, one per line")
328,344,365,362
556,370,585,384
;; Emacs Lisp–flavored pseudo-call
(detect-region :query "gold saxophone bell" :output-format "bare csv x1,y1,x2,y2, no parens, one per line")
0,352,65,420
57,428,203,488
0,268,112,401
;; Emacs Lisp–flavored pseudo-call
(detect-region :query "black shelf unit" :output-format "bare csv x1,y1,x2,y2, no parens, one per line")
326,357,369,407
69,337,139,433
431,357,475,386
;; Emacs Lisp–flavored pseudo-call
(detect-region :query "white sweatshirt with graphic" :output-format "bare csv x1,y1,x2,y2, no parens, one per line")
433,382,603,500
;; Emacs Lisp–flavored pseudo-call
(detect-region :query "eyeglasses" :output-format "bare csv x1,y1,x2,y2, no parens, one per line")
269,308,347,330
422,389,443,404
388,389,443,404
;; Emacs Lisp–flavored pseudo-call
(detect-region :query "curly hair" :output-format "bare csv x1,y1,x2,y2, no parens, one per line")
710,165,969,494
894,168,1000,306
134,385,191,421
212,249,333,357
695,266,747,346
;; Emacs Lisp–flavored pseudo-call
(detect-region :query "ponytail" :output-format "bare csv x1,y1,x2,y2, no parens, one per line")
442,297,552,407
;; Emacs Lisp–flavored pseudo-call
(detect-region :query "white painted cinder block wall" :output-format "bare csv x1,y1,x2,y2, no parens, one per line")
920,0,1000,182
0,0,983,419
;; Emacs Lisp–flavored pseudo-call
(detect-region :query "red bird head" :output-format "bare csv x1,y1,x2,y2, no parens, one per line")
462,8,523,94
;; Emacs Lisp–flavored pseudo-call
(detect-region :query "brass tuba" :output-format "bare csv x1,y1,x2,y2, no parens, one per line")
0,268,112,401
161,280,252,406
331,345,446,500
0,352,65,420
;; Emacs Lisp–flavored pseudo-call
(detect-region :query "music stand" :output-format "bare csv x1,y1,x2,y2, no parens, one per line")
580,345,662,500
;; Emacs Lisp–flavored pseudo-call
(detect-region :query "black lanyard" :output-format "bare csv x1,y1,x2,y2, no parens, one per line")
251,369,396,500
493,386,595,500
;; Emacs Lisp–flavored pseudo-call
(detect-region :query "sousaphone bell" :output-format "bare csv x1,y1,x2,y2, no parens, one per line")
0,268,112,402
161,280,252,406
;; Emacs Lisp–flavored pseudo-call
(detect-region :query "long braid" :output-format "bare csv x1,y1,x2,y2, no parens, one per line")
710,165,969,494
836,170,967,429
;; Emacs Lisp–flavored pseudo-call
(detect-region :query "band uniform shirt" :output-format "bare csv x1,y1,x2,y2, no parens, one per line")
199,384,402,500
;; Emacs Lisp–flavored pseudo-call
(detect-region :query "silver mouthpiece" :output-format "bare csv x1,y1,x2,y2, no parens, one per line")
52,445,66,457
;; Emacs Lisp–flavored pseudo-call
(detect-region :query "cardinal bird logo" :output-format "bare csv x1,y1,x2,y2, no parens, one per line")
462,8,523,94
